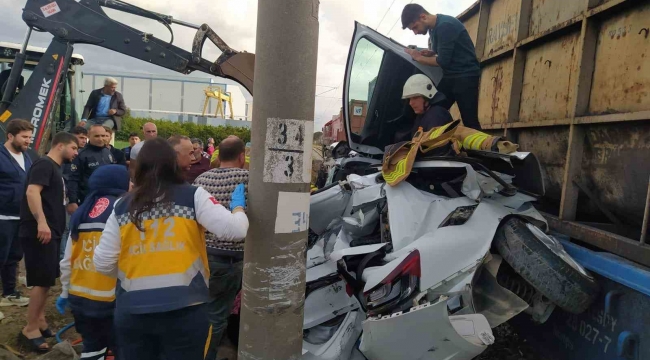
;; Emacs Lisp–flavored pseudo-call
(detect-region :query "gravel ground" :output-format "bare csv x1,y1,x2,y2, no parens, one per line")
477,323,546,360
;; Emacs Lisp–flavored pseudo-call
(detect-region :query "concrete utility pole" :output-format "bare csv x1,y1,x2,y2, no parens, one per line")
239,0,319,359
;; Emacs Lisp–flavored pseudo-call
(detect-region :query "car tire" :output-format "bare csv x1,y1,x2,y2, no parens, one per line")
494,217,599,314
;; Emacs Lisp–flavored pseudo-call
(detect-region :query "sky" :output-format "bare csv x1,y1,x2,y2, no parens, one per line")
0,0,476,130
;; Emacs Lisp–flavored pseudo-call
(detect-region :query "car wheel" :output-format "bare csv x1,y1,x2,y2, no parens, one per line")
493,217,599,314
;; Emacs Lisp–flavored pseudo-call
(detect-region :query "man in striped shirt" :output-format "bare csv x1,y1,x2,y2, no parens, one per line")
193,136,248,360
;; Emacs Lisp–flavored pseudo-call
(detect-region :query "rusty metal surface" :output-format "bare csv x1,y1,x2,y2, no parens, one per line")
478,58,513,125
588,2,650,115
515,127,569,202
519,31,581,122
580,122,650,225
529,0,584,36
483,0,521,57
463,12,481,45
543,212,650,268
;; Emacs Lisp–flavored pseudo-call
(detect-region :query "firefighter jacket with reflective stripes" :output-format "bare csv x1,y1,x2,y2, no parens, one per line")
60,195,118,318
112,185,211,314
382,120,518,186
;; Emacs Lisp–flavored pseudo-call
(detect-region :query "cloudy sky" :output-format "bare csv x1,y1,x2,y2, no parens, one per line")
1,0,475,130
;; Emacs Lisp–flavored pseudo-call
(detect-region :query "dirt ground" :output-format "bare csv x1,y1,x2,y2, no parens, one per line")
0,274,79,359
0,264,239,360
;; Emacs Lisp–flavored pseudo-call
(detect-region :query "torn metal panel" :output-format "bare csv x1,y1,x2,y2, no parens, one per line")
303,279,359,329
360,299,490,360
351,183,385,211
302,311,363,360
385,180,548,291
310,184,351,235
472,255,530,327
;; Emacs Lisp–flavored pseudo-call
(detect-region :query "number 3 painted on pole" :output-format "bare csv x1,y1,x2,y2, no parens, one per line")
278,123,287,144
284,155,294,177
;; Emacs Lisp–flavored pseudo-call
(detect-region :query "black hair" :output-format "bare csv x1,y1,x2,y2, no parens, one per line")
70,126,88,135
401,3,428,29
129,138,185,231
128,132,139,139
52,131,79,147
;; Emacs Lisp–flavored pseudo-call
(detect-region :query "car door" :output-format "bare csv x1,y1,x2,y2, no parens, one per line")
342,22,443,156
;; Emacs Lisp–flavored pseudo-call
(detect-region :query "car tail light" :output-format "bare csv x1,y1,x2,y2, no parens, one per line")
363,250,420,316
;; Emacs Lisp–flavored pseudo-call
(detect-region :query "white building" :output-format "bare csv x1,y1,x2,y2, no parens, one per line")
78,70,253,128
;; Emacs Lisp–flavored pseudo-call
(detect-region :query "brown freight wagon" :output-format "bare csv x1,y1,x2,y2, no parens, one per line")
450,0,650,267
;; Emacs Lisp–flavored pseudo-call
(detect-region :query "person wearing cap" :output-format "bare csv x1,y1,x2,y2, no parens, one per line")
57,164,131,360
398,74,454,141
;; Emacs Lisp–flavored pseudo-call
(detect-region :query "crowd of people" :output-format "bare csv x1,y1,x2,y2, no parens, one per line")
0,3,486,359
0,109,251,359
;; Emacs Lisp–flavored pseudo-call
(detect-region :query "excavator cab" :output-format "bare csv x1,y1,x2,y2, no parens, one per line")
0,0,254,154
0,41,84,154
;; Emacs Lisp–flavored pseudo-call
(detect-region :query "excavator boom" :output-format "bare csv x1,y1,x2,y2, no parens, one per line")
0,0,255,151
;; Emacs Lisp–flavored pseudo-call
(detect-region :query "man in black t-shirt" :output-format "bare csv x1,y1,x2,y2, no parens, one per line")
19,132,79,352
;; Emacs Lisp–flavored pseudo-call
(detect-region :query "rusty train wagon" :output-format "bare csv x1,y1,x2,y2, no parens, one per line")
452,0,650,267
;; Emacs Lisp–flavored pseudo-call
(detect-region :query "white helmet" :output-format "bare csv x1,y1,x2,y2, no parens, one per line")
402,74,437,100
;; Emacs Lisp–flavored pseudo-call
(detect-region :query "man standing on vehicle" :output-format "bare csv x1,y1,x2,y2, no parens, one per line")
65,125,115,214
193,136,248,360
402,4,482,130
0,120,34,317
19,132,79,352
80,78,127,136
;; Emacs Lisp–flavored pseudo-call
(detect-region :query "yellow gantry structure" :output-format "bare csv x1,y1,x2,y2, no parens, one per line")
202,86,234,119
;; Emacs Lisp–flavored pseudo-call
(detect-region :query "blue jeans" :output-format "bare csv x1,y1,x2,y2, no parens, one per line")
204,254,243,360
85,118,115,129
114,303,210,360
0,220,21,296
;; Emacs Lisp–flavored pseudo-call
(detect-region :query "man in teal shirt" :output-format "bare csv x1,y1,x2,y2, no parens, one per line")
402,4,482,130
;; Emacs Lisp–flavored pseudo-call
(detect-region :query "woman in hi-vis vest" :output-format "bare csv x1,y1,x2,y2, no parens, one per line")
93,138,249,360
57,164,130,360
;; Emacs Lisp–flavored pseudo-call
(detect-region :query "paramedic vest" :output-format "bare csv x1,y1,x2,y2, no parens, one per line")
69,195,118,318
113,184,210,314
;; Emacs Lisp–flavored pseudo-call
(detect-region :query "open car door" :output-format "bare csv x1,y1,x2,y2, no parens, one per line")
342,22,443,156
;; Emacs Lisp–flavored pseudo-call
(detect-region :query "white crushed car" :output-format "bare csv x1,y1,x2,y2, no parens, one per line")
301,23,598,360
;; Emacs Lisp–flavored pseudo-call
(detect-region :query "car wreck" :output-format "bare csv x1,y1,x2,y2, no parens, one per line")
301,22,599,360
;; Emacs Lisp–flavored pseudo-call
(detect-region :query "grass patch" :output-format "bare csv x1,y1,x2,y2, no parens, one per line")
114,140,129,149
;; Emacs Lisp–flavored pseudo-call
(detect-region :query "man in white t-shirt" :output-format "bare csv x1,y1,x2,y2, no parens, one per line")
0,119,34,315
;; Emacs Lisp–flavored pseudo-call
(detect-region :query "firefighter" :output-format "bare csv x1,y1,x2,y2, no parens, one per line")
93,138,249,360
57,164,130,360
397,74,455,142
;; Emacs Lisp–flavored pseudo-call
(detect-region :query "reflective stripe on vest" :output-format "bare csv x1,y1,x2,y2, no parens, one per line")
113,185,210,312
383,145,417,185
117,256,207,291
70,200,118,303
